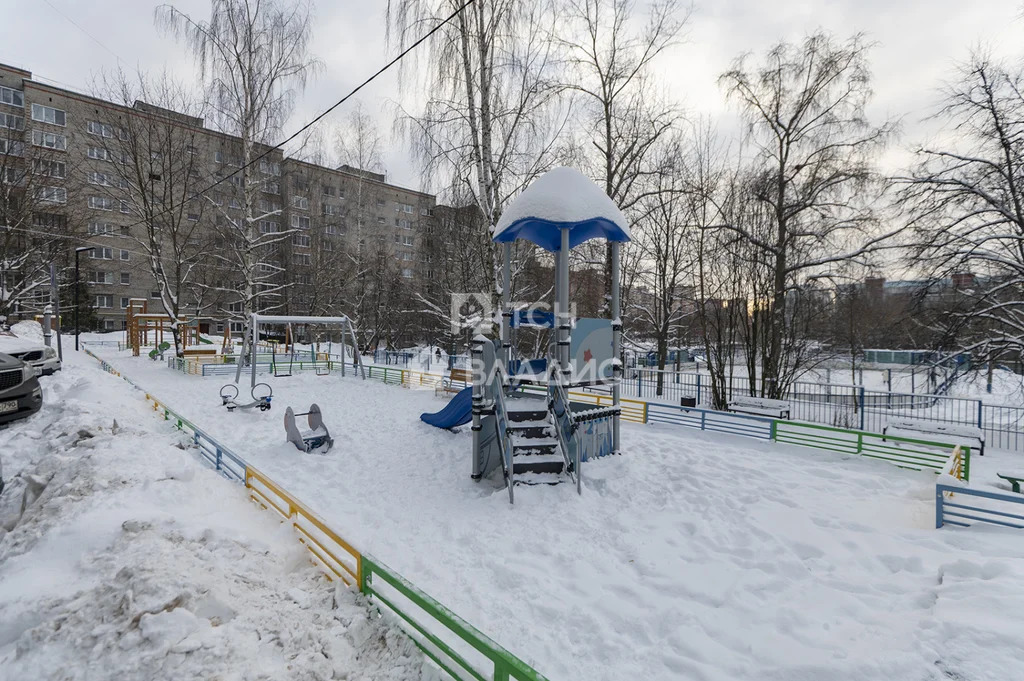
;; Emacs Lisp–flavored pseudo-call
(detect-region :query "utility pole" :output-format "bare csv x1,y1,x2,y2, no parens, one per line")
74,246,94,351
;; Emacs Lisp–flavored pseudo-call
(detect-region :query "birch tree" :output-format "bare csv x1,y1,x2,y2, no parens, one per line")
388,0,568,326
718,31,896,398
155,0,319,322
557,0,688,304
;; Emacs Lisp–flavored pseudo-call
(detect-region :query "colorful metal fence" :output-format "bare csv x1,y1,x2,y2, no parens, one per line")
936,484,1024,529
82,346,549,681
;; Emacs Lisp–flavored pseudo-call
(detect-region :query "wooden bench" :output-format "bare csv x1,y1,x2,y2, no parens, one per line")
997,473,1024,493
727,396,790,419
883,420,985,456
436,368,472,396
183,347,218,356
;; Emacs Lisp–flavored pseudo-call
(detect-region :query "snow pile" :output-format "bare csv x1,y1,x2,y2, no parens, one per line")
91,346,1024,681
0,356,430,681
9,319,45,343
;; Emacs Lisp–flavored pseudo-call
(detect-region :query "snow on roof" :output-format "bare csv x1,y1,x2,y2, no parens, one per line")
492,167,630,251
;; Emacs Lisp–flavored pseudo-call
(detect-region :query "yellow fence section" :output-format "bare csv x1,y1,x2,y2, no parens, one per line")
245,466,363,588
562,389,647,424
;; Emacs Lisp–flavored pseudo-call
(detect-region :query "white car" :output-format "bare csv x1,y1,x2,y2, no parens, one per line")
0,330,61,376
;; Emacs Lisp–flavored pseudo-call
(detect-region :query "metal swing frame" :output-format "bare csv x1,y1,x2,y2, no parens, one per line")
233,314,367,387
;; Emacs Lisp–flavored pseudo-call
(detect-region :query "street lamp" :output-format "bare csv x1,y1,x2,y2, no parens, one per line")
74,246,95,351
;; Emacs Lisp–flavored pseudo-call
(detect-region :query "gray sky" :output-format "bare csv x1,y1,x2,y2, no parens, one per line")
4,0,1021,192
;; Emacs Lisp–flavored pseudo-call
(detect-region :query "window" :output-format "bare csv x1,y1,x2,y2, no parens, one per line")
120,226,130,237
88,171,120,186
213,150,224,164
292,196,309,210
402,268,413,279
1,167,20,183
32,130,66,150
87,222,115,235
95,295,113,308
404,204,413,214
87,146,110,161
401,235,414,246
89,271,114,284
120,273,131,285
31,103,66,126
395,218,410,229
292,234,310,248
228,301,244,313
259,220,279,233
87,120,114,138
377,199,385,208
150,151,162,162
150,290,161,299
120,200,130,214
1,112,24,130
290,215,310,230
293,253,311,266
322,185,334,196
187,212,200,222
120,297,130,309
265,182,280,195
326,224,343,236
0,86,23,107
229,198,242,209
35,186,66,204
90,247,114,260
421,207,432,216
377,216,385,224
88,195,114,210
294,273,311,285
0,139,24,156
322,203,342,217
259,160,280,176
401,252,413,261
34,159,66,178
119,249,129,261
257,263,275,274
258,199,281,213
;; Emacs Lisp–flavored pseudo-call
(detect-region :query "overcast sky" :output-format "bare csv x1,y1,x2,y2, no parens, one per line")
4,0,1021,192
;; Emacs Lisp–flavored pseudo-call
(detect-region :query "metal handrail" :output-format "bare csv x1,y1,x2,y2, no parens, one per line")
490,370,514,504
549,373,580,494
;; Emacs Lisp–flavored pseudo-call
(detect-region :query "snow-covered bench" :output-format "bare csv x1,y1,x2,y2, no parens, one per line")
727,397,790,419
882,420,985,456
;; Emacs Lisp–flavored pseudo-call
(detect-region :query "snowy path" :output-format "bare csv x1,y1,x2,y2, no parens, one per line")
87,348,1024,681
0,352,429,681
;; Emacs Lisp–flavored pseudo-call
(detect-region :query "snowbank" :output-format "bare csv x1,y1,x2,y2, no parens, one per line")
0,355,429,680
90,346,1024,681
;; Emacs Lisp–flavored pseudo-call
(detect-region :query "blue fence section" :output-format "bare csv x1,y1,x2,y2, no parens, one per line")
936,484,1024,529
645,402,775,441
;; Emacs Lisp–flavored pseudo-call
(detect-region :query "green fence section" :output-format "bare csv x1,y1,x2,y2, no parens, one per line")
774,421,971,480
367,365,408,386
361,555,547,681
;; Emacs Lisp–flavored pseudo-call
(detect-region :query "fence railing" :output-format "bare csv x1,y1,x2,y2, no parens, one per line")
622,367,1024,452
82,346,549,681
936,484,1024,529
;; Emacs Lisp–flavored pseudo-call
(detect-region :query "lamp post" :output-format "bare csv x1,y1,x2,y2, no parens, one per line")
74,246,94,351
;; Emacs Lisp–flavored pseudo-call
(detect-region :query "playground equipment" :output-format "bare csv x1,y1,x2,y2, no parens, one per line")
284,404,333,453
148,341,171,360
125,299,201,357
233,314,366,387
420,386,473,429
220,383,273,412
421,167,628,503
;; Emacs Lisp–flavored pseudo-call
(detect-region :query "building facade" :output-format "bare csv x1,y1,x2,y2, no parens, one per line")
0,62,436,337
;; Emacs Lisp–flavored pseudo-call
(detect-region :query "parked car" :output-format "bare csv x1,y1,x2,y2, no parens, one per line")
0,329,61,376
0,352,42,429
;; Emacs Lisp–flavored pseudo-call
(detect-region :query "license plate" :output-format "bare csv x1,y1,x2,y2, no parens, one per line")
0,400,17,414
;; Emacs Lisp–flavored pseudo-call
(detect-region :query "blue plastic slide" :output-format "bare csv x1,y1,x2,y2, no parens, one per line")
420,386,473,429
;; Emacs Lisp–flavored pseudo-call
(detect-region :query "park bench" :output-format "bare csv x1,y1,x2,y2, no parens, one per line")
727,396,790,419
436,367,473,396
882,420,985,456
997,473,1024,493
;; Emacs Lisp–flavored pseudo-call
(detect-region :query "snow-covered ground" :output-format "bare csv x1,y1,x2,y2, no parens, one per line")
87,342,1024,681
0,347,430,680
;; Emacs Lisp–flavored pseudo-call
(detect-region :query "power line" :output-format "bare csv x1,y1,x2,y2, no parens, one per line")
112,0,476,235
41,0,126,66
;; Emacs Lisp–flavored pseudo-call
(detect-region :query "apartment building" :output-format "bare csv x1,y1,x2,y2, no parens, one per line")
0,62,435,334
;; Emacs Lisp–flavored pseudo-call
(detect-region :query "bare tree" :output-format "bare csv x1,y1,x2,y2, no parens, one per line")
717,31,896,398
0,110,78,320
902,53,1024,362
89,71,215,355
156,0,319,322
557,0,688,304
388,0,568,325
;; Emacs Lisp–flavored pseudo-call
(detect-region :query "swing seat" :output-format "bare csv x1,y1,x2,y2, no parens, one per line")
284,403,333,453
